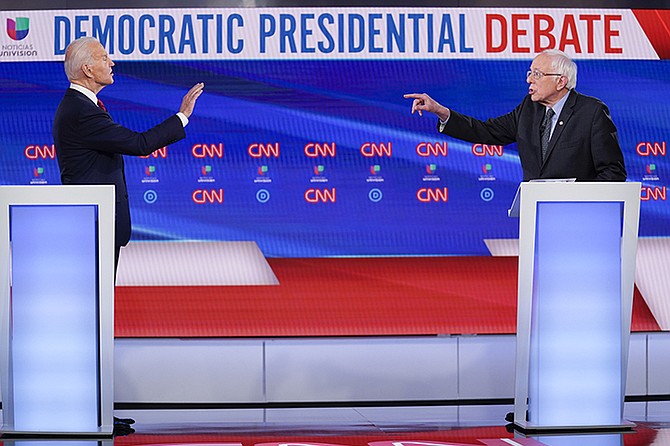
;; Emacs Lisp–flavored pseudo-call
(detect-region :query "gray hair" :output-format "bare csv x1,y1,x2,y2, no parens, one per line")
541,49,577,90
64,37,98,81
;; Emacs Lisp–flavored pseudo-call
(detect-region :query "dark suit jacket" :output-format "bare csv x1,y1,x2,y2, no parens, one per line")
440,89,626,181
53,88,186,247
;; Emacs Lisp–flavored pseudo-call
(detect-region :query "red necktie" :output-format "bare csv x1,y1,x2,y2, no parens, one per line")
97,99,107,112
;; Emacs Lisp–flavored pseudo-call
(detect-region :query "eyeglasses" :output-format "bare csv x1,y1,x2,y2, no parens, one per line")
527,69,563,80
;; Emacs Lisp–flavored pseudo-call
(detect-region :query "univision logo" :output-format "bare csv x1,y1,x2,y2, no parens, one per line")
7,18,30,41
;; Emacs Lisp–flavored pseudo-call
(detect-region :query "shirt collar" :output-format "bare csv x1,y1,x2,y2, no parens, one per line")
69,83,98,105
548,89,571,118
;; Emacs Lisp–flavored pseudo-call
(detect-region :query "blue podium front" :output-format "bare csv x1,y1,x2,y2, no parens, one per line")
512,181,641,432
0,186,115,438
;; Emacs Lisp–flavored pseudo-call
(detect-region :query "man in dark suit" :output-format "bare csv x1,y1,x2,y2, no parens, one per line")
53,37,204,272
53,38,203,432
404,49,626,182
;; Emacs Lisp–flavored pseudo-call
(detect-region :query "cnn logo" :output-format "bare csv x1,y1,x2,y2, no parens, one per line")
192,143,224,158
248,143,280,158
417,187,448,202
416,142,448,157
25,145,56,159
305,142,336,157
305,188,336,203
360,142,392,157
637,142,666,156
641,186,666,201
192,189,224,204
472,144,504,156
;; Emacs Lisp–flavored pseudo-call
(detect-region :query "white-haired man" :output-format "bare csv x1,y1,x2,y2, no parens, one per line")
53,37,204,272
405,49,626,181
53,36,204,433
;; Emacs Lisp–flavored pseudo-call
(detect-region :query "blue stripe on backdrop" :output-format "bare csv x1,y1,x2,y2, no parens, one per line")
1,59,668,256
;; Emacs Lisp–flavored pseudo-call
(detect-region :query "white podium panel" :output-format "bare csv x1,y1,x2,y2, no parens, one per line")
0,186,115,438
512,182,641,433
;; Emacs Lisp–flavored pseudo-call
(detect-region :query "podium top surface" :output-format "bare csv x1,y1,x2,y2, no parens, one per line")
0,185,115,206
508,181,641,218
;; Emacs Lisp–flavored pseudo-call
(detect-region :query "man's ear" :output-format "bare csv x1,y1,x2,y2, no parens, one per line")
82,64,93,79
556,75,568,90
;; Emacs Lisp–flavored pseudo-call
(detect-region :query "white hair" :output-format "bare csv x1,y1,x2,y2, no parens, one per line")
541,49,577,90
63,37,98,81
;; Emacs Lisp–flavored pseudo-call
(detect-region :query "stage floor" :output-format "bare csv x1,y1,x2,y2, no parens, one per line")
109,405,670,445
2,405,669,444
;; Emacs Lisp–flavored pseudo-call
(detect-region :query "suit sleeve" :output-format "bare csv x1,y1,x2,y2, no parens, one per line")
439,102,522,146
590,104,627,181
77,105,185,156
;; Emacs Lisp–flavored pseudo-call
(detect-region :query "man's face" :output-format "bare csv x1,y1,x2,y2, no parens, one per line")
85,42,115,89
527,54,566,106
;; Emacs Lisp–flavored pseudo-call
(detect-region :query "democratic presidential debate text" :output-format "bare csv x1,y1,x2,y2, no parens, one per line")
50,10,637,58
1,8,659,61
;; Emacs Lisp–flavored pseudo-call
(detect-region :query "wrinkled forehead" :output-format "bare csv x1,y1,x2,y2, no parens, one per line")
530,54,553,72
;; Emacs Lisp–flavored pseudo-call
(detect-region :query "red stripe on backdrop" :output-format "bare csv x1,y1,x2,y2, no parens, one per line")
632,9,670,59
114,257,660,338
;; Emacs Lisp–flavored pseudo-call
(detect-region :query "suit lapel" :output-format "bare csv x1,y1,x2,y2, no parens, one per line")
543,90,577,165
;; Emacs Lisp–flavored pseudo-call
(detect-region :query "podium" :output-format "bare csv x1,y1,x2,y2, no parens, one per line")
0,186,115,437
509,181,641,433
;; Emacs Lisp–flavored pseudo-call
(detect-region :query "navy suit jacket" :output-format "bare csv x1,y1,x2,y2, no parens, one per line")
440,89,626,181
53,88,185,247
